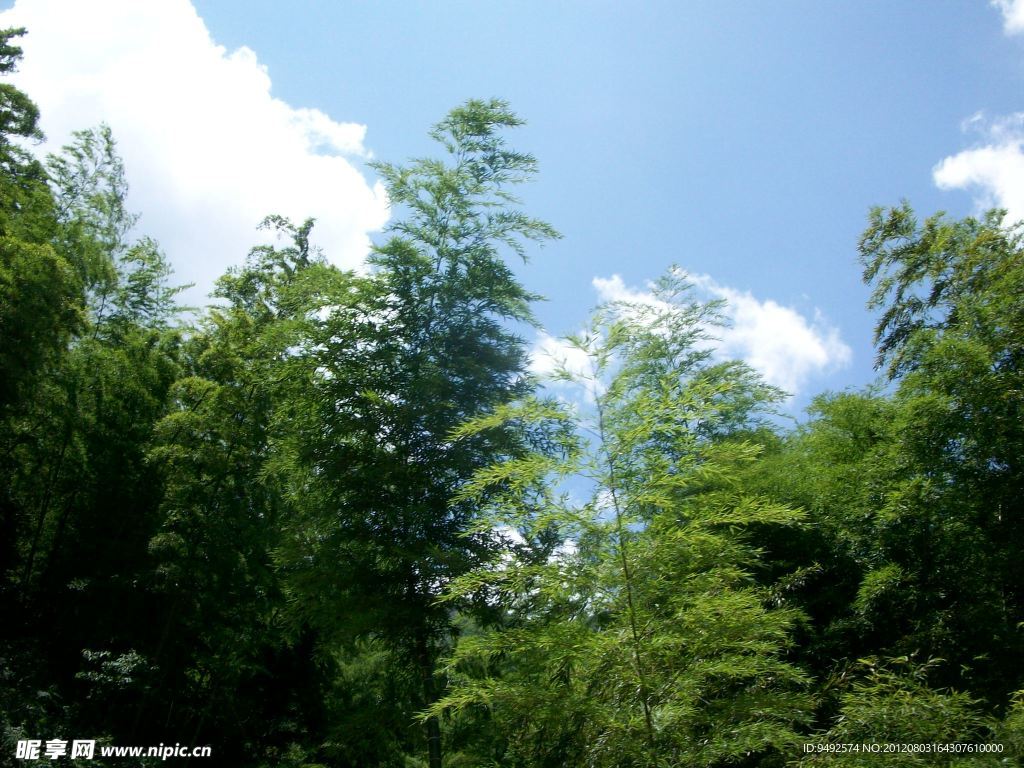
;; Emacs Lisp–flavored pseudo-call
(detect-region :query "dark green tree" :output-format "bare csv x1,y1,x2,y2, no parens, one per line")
274,99,558,767
143,216,341,765
0,27,80,417
736,204,1024,742
0,86,186,758
802,659,1000,767
0,27,85,755
854,204,1023,702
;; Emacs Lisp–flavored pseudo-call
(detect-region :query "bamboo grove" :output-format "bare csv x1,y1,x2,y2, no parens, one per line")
1,28,1023,767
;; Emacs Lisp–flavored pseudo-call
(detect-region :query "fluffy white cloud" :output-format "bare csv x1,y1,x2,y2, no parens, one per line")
933,113,1024,222
529,330,604,402
529,331,593,379
0,0,389,302
992,0,1024,34
683,273,851,395
591,273,851,396
592,274,672,310
933,4,1024,218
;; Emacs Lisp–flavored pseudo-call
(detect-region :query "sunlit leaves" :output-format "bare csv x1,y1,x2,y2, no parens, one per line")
433,270,810,766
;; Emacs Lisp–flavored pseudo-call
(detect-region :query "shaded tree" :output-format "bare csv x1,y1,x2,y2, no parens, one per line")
274,99,558,767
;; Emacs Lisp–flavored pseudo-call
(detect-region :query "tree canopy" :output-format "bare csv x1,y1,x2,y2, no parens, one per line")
1,25,1022,768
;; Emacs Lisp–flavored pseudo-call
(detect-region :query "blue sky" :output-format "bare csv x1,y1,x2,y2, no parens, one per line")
3,0,1023,411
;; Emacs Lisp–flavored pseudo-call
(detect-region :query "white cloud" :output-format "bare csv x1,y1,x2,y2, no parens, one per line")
528,331,604,402
529,331,594,380
992,0,1024,34
592,273,851,396
684,272,851,395
933,113,1024,223
933,4,1024,217
0,0,389,303
593,274,670,309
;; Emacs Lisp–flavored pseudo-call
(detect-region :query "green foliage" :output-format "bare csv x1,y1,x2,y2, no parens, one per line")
728,204,1024,757
0,29,42,141
272,99,558,766
3,27,1022,763
857,205,1023,701
0,234,80,410
143,216,340,764
0,42,190,762
861,203,1023,381
433,270,811,767
802,659,1003,767
996,691,1024,759
47,125,186,327
0,29,80,415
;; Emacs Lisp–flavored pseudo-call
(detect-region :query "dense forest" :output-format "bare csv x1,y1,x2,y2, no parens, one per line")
2,26,1023,767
